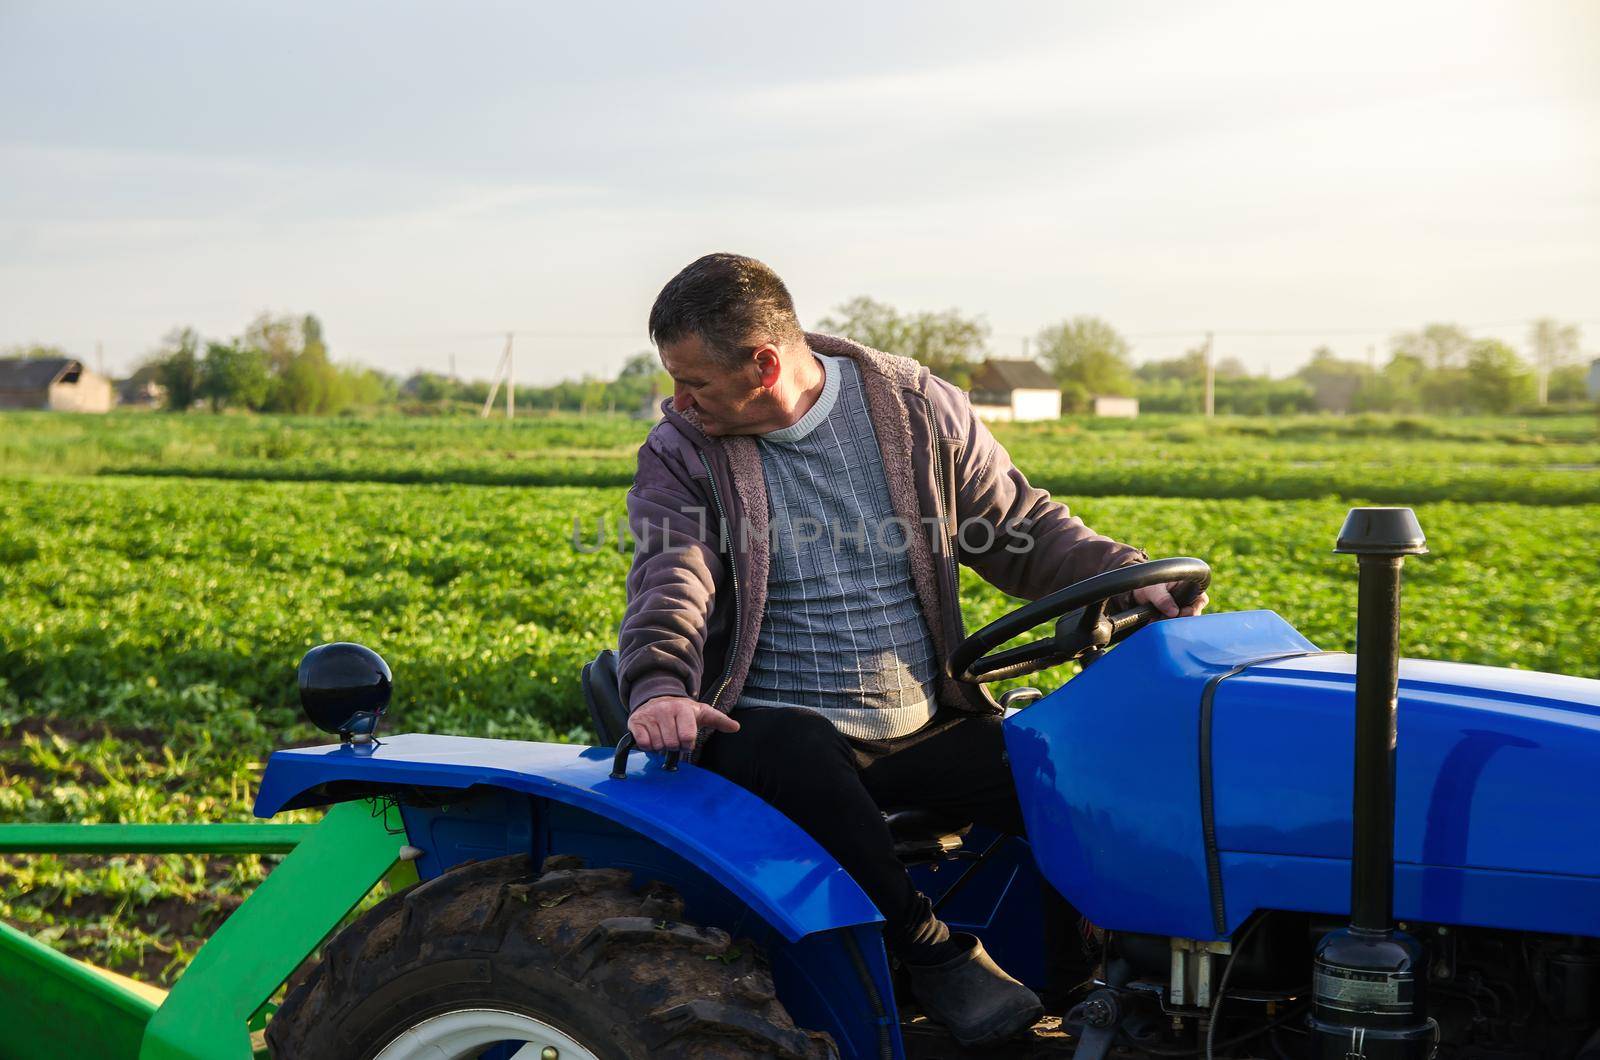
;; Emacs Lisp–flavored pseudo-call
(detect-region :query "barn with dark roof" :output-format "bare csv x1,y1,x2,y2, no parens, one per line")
968,358,1062,422
0,357,115,412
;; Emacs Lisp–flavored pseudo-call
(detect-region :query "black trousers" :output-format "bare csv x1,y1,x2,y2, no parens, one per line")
698,706,1025,956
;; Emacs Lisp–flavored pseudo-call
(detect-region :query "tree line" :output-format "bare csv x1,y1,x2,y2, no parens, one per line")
399,352,670,416
817,298,1592,415
384,302,1595,418
19,303,1590,417
146,313,394,414
120,314,666,416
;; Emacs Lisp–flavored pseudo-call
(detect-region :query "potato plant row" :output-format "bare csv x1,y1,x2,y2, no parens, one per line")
4,411,1597,504
3,476,1594,748
2,477,1595,983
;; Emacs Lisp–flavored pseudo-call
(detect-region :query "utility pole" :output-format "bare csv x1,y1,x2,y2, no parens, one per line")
505,332,514,420
1204,331,1215,418
481,332,515,419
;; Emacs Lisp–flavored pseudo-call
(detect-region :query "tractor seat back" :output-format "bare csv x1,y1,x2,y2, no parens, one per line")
582,649,629,746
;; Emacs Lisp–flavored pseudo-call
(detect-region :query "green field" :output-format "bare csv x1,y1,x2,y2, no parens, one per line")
2,409,1597,983
7,408,1599,502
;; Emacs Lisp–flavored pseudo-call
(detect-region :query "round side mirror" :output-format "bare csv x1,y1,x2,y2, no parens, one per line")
298,642,392,743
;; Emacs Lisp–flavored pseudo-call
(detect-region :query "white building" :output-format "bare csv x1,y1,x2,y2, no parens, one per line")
969,359,1061,422
1092,396,1140,418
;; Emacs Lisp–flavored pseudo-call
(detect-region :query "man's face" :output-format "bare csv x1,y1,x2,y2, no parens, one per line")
658,334,771,436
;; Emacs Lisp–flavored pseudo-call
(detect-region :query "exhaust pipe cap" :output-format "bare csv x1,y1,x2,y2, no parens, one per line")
1335,507,1427,557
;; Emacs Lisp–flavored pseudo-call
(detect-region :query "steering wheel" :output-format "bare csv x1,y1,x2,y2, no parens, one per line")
946,557,1211,684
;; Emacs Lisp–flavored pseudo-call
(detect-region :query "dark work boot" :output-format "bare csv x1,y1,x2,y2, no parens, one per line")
905,932,1044,1048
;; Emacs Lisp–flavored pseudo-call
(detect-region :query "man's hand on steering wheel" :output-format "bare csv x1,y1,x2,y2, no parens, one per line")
1133,581,1210,619
947,557,1212,684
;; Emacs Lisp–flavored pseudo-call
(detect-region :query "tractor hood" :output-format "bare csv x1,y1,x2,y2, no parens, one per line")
1214,652,1600,871
1005,611,1600,941
1209,650,1600,935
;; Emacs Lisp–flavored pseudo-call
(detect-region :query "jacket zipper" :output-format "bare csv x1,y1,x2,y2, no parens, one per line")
920,397,964,640
699,451,741,712
921,396,1001,714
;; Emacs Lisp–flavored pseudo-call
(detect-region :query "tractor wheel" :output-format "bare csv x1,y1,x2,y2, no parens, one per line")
266,852,837,1060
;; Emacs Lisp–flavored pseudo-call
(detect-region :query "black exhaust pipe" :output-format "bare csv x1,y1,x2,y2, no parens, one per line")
1309,508,1436,1057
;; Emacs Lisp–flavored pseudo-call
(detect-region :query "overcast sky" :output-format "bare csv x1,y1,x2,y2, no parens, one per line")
2,1,1596,383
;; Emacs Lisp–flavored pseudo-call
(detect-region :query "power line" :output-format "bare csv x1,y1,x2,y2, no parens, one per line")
993,318,1600,343
338,330,646,347
1128,321,1527,340
42,319,1600,356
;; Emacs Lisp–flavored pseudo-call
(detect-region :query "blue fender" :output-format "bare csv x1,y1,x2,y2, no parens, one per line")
254,732,882,942
256,735,905,1058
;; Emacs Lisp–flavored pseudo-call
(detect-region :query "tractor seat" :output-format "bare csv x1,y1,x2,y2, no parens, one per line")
884,807,973,862
583,650,973,860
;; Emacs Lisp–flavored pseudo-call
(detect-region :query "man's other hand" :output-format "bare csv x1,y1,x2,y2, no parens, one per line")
1133,581,1210,619
628,695,740,752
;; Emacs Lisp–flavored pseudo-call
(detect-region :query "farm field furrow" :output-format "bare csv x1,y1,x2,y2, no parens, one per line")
4,411,1598,504
2,413,1598,985
4,476,1595,744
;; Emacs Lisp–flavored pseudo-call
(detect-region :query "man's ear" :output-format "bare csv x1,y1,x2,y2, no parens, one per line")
754,344,782,389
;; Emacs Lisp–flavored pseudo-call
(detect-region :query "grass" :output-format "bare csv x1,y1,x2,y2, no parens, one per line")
0,719,280,981
4,409,1597,502
1,408,1597,983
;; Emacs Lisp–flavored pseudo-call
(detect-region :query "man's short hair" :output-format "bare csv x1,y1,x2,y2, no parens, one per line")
648,253,805,366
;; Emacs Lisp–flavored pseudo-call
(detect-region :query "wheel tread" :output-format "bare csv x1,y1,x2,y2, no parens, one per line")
651,998,832,1059
267,853,838,1060
559,915,731,980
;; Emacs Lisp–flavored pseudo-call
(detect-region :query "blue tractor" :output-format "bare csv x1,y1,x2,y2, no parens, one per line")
257,509,1600,1059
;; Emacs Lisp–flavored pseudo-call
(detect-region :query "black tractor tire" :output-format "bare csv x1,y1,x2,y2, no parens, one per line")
266,852,837,1060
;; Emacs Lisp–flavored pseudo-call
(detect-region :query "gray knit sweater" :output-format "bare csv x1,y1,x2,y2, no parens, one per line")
737,354,941,739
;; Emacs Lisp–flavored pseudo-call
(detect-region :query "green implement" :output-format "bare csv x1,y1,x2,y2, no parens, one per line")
0,919,159,1059
0,823,315,855
0,802,403,1060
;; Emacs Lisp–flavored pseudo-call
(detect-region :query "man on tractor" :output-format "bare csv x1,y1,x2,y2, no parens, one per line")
619,252,1207,1048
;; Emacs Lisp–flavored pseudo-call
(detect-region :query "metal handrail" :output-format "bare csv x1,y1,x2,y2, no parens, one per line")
608,732,681,779
0,823,315,855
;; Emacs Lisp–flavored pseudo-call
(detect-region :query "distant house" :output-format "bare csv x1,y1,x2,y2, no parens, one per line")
1092,396,1140,418
116,364,166,408
969,359,1061,422
1589,358,1600,401
0,357,114,413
